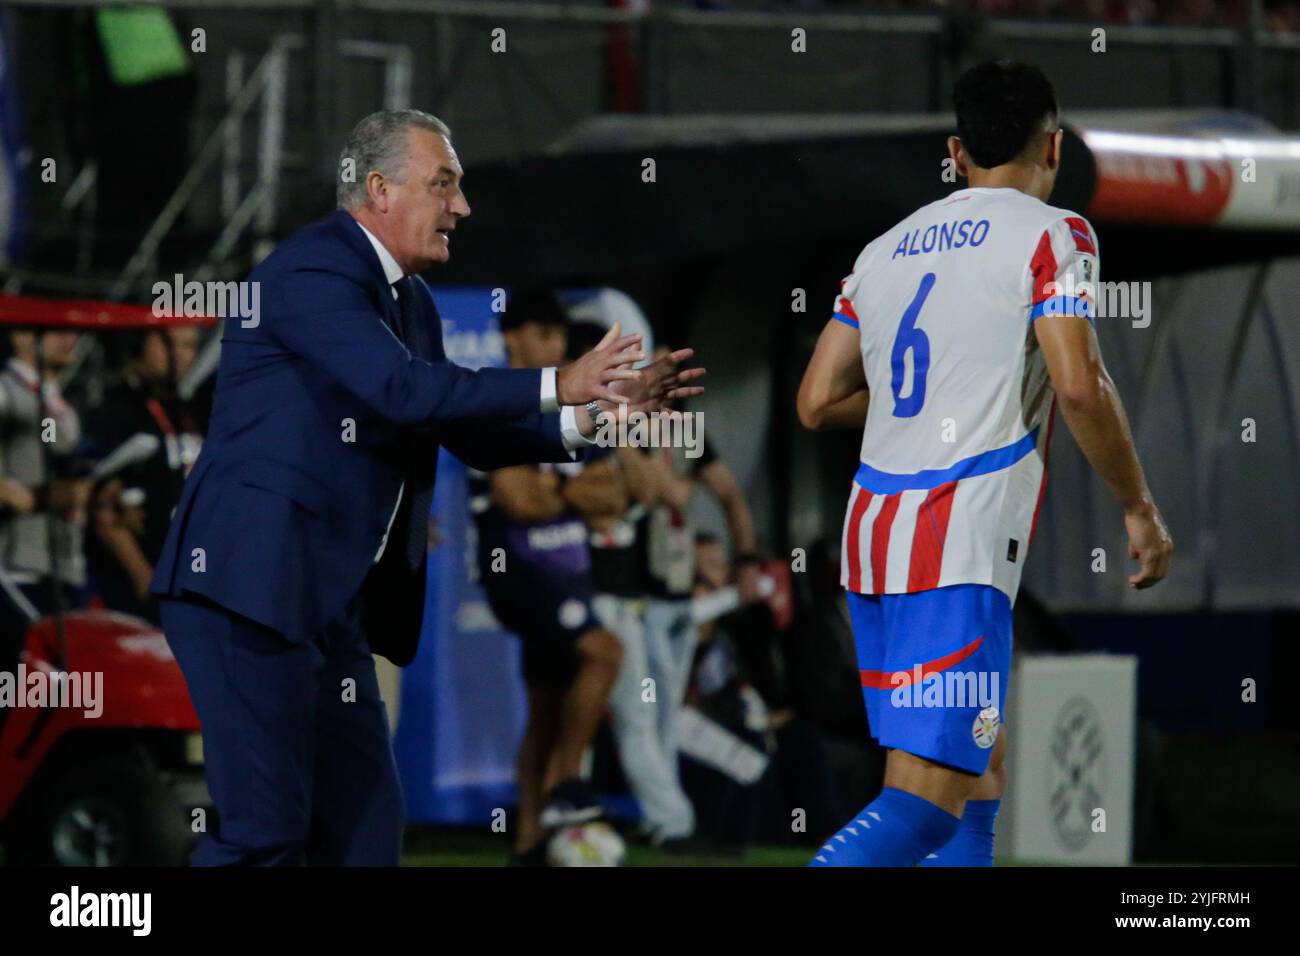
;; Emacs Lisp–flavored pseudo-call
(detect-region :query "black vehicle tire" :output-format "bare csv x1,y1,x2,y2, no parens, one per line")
6,752,195,866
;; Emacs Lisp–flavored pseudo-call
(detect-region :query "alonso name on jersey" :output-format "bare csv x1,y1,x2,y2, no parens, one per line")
890,218,991,259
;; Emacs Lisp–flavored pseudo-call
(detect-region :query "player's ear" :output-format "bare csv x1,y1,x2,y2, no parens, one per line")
1046,129,1063,171
947,136,968,178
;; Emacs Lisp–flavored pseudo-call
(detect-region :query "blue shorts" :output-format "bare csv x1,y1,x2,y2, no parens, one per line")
848,583,1012,775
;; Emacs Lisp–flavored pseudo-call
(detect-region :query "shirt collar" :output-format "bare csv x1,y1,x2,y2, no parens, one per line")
354,220,407,287
7,357,39,388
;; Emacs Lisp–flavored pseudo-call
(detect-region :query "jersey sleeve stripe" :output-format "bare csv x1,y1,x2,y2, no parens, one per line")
1029,295,1095,323
834,292,861,326
1065,216,1097,255
1029,229,1058,305
906,480,958,591
853,428,1039,494
832,311,860,329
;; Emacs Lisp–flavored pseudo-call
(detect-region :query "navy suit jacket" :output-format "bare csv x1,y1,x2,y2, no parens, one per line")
151,210,575,665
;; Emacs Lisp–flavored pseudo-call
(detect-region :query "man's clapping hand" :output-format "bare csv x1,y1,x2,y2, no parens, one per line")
605,345,705,416
555,322,646,406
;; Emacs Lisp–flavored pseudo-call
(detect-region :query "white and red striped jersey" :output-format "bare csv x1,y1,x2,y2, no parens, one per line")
834,186,1099,603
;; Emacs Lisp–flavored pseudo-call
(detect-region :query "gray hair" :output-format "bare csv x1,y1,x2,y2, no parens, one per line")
336,109,452,210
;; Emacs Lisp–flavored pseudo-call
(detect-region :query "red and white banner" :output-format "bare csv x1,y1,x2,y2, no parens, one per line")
1081,124,1300,230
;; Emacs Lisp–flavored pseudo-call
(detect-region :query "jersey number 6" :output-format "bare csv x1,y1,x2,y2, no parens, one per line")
890,272,935,418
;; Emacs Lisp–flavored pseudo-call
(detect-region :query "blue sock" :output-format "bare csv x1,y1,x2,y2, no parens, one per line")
809,787,960,867
920,798,1000,867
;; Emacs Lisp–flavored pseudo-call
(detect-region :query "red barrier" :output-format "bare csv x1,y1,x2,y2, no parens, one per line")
0,293,218,329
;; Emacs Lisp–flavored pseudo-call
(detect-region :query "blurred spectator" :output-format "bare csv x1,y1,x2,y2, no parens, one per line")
0,328,89,617
564,319,702,845
0,476,38,652
684,533,841,848
628,347,764,836
673,538,769,852
81,326,205,622
470,291,625,864
782,537,888,824
785,537,872,740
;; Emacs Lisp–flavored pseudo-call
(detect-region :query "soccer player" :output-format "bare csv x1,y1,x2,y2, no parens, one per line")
796,60,1173,867
470,290,626,865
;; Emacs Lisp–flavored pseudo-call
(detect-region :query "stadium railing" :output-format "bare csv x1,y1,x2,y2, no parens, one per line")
5,0,1300,301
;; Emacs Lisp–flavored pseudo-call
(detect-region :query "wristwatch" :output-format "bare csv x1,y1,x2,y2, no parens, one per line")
585,401,603,422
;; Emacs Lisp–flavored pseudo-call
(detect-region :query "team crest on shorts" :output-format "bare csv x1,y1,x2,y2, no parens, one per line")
558,599,588,631
972,706,1001,749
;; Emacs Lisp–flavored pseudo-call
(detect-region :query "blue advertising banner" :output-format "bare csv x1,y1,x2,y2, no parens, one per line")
393,286,527,826
0,13,30,265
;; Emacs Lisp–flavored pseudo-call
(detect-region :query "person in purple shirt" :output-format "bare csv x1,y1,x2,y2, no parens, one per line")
470,289,628,865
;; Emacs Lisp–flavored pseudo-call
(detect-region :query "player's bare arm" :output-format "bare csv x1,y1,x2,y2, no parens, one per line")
695,459,763,598
797,319,869,431
643,447,693,511
92,481,155,600
562,459,629,519
695,460,757,555
489,467,567,524
614,445,661,505
813,389,869,431
0,477,35,514
1034,311,1173,588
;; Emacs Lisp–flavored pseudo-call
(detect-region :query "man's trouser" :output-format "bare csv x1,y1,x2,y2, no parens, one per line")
594,593,694,840
643,596,699,769
161,595,405,866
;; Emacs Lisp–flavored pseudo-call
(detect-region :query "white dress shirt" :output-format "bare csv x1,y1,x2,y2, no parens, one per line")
352,220,592,562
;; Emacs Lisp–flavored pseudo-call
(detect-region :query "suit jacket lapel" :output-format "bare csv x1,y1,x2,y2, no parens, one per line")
331,210,403,333
407,277,443,362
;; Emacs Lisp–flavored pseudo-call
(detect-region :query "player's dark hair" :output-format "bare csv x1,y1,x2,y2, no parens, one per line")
565,320,608,361
953,60,1059,169
498,287,569,333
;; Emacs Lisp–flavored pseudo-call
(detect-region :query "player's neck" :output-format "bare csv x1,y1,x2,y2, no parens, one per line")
965,165,1050,202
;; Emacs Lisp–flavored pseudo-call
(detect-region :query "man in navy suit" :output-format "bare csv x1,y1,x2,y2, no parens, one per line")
151,110,703,866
